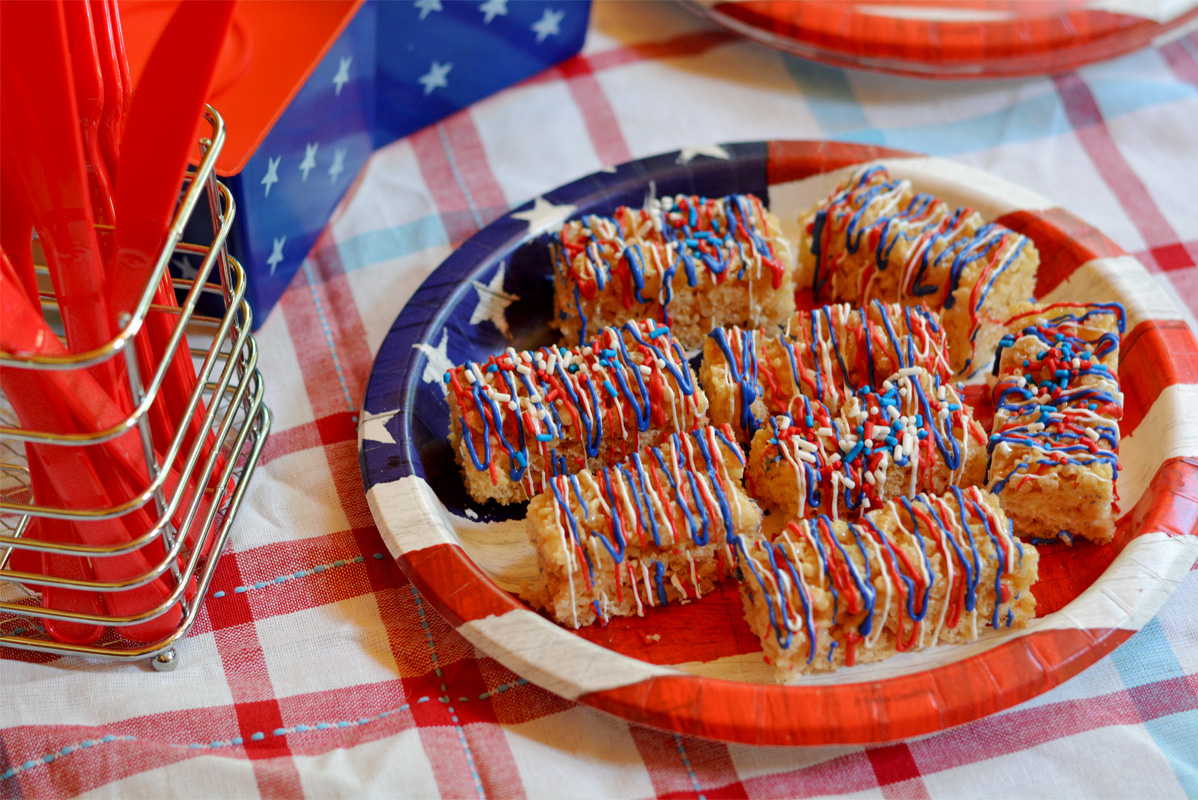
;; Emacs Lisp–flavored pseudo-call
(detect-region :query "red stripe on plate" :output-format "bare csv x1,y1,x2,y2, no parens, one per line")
1123,457,1198,539
398,543,524,625
576,456,1198,745
580,627,1131,746
1121,320,1198,435
708,2,1198,79
766,141,914,185
994,207,1126,297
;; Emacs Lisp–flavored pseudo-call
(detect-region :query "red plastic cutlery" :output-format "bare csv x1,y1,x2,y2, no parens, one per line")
0,0,122,400
109,0,237,480
65,0,117,227
2,257,183,643
0,170,40,310
90,0,127,182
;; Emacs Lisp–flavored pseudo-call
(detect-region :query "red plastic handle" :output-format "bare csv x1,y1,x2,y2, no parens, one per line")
0,0,121,399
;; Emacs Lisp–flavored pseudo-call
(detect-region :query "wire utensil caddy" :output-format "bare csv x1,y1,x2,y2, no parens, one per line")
0,107,270,669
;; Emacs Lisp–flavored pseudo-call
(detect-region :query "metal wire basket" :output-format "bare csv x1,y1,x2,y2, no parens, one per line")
0,107,270,669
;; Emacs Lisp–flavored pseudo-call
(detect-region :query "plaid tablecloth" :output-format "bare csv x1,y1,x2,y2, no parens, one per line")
4,3,1197,797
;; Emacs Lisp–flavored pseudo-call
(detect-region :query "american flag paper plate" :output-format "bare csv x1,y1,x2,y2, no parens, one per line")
358,140,1198,745
684,1,1198,80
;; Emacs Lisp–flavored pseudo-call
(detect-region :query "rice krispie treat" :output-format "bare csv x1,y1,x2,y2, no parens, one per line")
551,194,795,349
521,424,761,628
700,301,951,441
737,486,1038,679
747,367,988,520
987,302,1125,545
799,165,1040,376
447,320,709,505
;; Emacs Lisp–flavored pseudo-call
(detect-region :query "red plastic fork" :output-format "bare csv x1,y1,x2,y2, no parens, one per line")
108,0,237,483
1,253,215,558
26,454,108,646
90,0,126,182
2,263,182,644
0,170,40,310
0,0,122,402
65,0,116,227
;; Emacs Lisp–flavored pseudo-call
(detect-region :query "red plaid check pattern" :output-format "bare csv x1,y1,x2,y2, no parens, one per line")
3,3,1197,796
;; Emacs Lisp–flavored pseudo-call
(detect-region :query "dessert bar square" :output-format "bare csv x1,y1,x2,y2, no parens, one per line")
737,487,1038,679
552,194,795,350
521,424,760,628
987,303,1125,545
447,320,709,505
799,165,1039,376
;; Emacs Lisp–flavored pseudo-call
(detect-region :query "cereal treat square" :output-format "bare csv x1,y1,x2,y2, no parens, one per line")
447,320,708,505
746,367,988,520
987,302,1125,545
552,194,795,350
700,301,951,441
521,425,760,628
799,165,1039,376
737,487,1038,679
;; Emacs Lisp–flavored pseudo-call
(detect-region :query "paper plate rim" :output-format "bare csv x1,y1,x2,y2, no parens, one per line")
359,139,1198,746
682,1,1198,80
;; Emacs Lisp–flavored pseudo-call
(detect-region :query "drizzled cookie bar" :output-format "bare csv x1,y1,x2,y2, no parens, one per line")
987,302,1125,545
446,320,709,505
737,486,1039,679
800,165,1039,376
551,193,795,350
746,367,988,520
700,301,951,441
521,424,760,628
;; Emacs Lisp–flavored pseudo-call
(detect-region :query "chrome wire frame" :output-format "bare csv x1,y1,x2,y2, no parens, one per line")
0,107,271,665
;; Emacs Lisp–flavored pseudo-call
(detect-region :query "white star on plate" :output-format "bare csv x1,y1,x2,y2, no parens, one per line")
261,156,280,197
328,148,347,183
333,56,352,96
531,8,564,43
470,262,520,338
415,0,442,20
419,61,452,96
267,236,286,275
360,409,398,444
412,328,454,395
676,144,731,164
299,142,318,182
510,195,576,234
479,0,507,24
